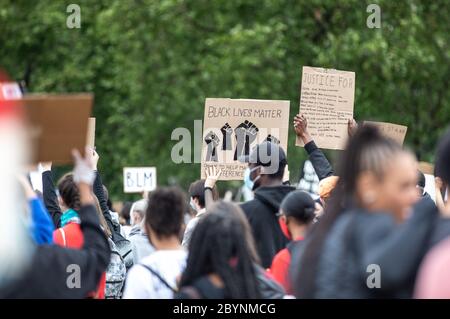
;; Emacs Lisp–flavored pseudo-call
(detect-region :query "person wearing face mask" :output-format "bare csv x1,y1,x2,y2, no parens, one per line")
240,141,295,269
269,190,316,294
181,179,218,248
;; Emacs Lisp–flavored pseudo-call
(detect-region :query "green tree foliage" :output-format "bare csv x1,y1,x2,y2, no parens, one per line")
1,0,449,200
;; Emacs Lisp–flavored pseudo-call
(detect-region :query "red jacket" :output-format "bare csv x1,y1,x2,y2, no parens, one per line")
54,223,106,299
269,237,304,295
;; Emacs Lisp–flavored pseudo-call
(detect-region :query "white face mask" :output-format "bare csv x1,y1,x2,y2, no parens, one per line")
190,198,198,212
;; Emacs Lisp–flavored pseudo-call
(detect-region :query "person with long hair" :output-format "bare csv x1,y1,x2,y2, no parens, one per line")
293,125,438,298
176,201,261,299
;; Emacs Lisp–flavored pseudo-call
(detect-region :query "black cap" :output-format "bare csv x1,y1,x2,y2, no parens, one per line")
239,141,287,174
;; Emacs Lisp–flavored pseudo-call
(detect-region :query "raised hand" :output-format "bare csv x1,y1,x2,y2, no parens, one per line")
220,123,233,151
72,147,95,186
204,166,222,189
204,131,220,162
294,113,312,144
348,118,358,137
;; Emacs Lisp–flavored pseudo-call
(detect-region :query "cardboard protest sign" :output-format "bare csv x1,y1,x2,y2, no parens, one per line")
86,117,96,149
123,167,157,193
201,98,290,180
364,121,408,145
22,94,93,164
418,161,434,175
296,66,355,150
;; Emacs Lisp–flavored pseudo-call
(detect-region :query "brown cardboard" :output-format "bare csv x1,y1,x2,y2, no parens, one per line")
364,121,408,145
201,98,290,180
86,117,96,149
296,66,355,150
22,94,93,164
418,161,434,175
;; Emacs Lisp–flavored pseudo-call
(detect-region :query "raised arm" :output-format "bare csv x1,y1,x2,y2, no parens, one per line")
204,166,222,210
294,114,334,180
41,162,63,228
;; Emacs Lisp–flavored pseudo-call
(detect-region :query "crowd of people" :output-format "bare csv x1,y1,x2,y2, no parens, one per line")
0,106,450,299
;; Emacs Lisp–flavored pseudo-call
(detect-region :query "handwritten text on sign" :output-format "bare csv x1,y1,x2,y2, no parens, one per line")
123,167,157,193
296,66,355,150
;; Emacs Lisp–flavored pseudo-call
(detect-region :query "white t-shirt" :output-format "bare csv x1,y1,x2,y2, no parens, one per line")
123,249,187,299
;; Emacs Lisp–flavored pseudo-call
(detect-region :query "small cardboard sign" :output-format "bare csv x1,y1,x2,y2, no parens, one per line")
123,167,157,193
22,94,93,164
364,121,408,145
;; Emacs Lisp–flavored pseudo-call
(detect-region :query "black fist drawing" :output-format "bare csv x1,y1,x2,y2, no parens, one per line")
220,122,233,151
204,131,220,162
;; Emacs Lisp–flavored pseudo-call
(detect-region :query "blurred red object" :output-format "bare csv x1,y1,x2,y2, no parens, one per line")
0,69,23,119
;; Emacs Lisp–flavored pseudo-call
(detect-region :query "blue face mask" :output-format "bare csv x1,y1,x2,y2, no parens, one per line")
244,166,261,191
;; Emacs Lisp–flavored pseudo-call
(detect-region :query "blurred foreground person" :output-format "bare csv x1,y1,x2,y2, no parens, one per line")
0,149,110,298
415,129,450,298
293,125,437,298
176,201,261,299
123,187,187,299
0,77,32,290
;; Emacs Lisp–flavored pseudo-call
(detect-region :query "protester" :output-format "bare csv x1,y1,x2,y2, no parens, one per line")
123,187,187,299
128,198,155,264
293,125,438,298
202,167,286,299
269,190,315,294
240,141,295,268
0,148,111,298
17,174,54,245
415,129,450,298
176,201,261,299
293,114,356,206
182,179,218,248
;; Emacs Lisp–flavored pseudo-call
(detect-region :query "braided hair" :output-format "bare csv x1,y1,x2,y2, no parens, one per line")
57,173,81,211
180,201,261,299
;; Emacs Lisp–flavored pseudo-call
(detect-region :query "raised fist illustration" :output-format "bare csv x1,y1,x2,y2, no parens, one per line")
220,122,233,151
264,134,280,145
204,131,220,162
234,120,259,161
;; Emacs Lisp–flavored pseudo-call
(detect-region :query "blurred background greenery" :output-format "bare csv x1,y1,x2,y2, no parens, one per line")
1,0,449,201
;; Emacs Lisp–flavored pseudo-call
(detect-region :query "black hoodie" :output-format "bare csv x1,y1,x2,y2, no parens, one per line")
241,185,295,268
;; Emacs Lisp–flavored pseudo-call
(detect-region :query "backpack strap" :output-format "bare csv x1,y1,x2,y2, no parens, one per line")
58,228,66,247
139,264,178,293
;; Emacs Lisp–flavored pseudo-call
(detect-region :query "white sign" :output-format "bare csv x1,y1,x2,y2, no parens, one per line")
123,167,157,193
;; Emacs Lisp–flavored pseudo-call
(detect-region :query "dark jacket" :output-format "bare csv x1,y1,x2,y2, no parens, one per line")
241,185,295,268
304,140,334,180
0,204,110,298
294,197,437,298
